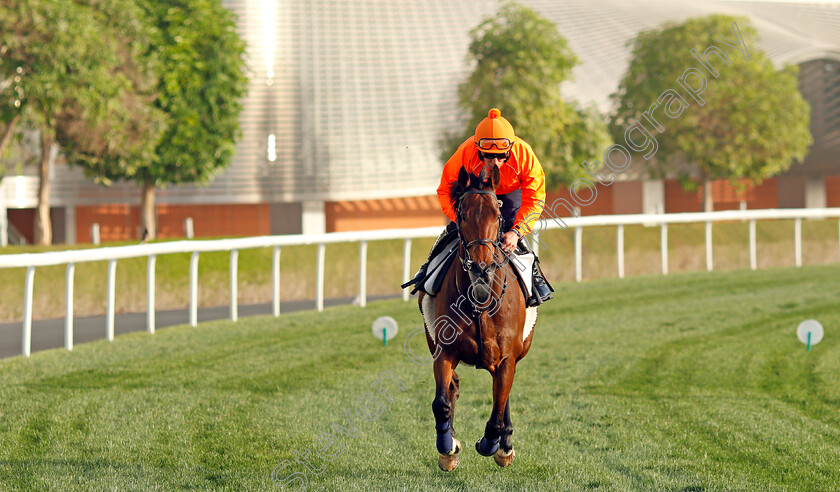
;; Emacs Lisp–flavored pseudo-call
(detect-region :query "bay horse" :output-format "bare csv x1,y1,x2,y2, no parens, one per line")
418,165,536,471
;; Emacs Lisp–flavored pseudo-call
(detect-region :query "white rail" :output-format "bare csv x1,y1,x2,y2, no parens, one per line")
2,208,840,357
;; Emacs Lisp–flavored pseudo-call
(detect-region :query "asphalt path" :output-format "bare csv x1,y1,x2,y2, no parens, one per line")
0,294,401,359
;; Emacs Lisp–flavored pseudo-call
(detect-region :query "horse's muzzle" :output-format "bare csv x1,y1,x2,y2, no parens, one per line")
468,276,494,304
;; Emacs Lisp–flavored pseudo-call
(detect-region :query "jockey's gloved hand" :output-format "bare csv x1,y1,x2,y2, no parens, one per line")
501,231,519,254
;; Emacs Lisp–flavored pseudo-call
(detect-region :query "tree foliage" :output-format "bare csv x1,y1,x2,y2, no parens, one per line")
611,15,812,210
0,0,164,243
53,1,166,180
136,0,248,187
443,2,610,190
28,0,249,239
132,0,248,239
64,0,249,238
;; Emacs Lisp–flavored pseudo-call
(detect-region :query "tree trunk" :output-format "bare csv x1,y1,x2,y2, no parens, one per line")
141,179,156,240
0,113,21,159
702,176,714,212
34,130,52,245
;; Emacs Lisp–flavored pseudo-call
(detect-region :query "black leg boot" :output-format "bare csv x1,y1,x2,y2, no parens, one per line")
529,258,554,307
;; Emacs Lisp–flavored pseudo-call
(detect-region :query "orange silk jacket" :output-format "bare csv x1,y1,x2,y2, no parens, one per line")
437,137,546,235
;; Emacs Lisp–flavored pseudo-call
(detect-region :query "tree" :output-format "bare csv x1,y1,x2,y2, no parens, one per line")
611,15,812,211
0,0,164,244
0,114,21,176
0,120,40,180
443,2,610,190
128,0,248,239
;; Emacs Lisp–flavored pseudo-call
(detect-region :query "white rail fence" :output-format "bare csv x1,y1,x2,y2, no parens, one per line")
2,208,840,358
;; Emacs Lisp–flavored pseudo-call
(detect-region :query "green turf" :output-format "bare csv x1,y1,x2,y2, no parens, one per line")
0,265,838,491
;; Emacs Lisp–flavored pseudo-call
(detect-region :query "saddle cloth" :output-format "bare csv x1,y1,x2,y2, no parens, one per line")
420,239,535,301
421,239,459,296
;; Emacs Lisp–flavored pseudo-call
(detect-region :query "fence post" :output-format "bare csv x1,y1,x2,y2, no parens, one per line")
147,255,156,334
574,227,582,282
749,220,757,270
273,247,281,316
230,250,238,322
705,221,713,272
316,244,326,312
661,223,669,275
185,217,194,239
616,224,624,279
359,241,367,307
65,263,75,350
402,239,412,302
190,252,199,327
91,223,100,245
106,259,116,341
794,218,802,268
22,266,35,357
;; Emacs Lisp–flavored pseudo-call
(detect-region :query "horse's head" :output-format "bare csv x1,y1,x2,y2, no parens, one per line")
451,165,505,305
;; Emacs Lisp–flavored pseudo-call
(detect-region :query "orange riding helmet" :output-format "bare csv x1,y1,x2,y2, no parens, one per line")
474,108,515,153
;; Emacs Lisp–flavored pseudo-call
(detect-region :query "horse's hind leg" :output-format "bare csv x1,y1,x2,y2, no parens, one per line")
433,355,462,471
476,358,516,467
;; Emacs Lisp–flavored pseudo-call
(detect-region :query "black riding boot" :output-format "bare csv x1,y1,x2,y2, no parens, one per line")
517,238,554,307
401,224,457,294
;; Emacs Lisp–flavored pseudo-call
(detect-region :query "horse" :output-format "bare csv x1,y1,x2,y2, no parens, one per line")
418,164,536,471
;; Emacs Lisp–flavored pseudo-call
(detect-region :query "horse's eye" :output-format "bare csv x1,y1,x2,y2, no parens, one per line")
497,200,502,208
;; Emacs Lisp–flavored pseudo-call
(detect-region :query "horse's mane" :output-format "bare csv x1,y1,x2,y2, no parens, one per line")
449,179,468,207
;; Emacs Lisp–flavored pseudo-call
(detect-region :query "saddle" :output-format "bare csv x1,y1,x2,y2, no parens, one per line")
418,239,536,302
419,238,459,296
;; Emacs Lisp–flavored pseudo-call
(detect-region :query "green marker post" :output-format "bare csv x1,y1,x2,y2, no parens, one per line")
807,331,811,351
383,327,387,347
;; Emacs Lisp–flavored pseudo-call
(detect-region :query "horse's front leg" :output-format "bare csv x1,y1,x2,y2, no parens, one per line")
476,357,516,467
433,354,462,471
497,400,514,465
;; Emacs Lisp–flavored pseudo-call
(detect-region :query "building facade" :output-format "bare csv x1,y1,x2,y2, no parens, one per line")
1,0,838,244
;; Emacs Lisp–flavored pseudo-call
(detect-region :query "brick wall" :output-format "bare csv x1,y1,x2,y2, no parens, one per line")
665,178,778,212
325,195,446,232
545,182,614,217
75,203,270,243
826,176,840,207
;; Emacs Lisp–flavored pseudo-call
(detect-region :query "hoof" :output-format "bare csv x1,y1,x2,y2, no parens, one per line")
437,453,459,471
493,447,515,467
437,439,461,471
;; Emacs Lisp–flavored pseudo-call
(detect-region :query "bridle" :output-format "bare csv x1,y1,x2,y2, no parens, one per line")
455,188,510,315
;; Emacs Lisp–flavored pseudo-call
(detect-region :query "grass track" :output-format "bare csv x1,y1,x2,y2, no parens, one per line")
0,265,838,491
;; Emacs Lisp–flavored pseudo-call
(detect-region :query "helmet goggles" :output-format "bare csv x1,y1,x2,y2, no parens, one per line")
476,138,513,152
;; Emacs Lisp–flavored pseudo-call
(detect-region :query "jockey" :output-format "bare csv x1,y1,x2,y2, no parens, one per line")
402,108,553,307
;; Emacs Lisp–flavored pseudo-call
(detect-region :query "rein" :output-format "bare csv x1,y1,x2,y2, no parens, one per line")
455,189,510,291
455,187,512,370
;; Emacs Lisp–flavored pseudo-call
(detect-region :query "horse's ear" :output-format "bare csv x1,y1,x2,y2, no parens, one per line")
458,166,470,189
490,165,501,190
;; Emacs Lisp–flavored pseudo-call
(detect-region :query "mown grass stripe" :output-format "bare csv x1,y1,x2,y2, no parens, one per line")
0,265,838,490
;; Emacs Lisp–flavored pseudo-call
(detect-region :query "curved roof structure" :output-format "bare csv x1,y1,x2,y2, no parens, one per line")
40,0,840,207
